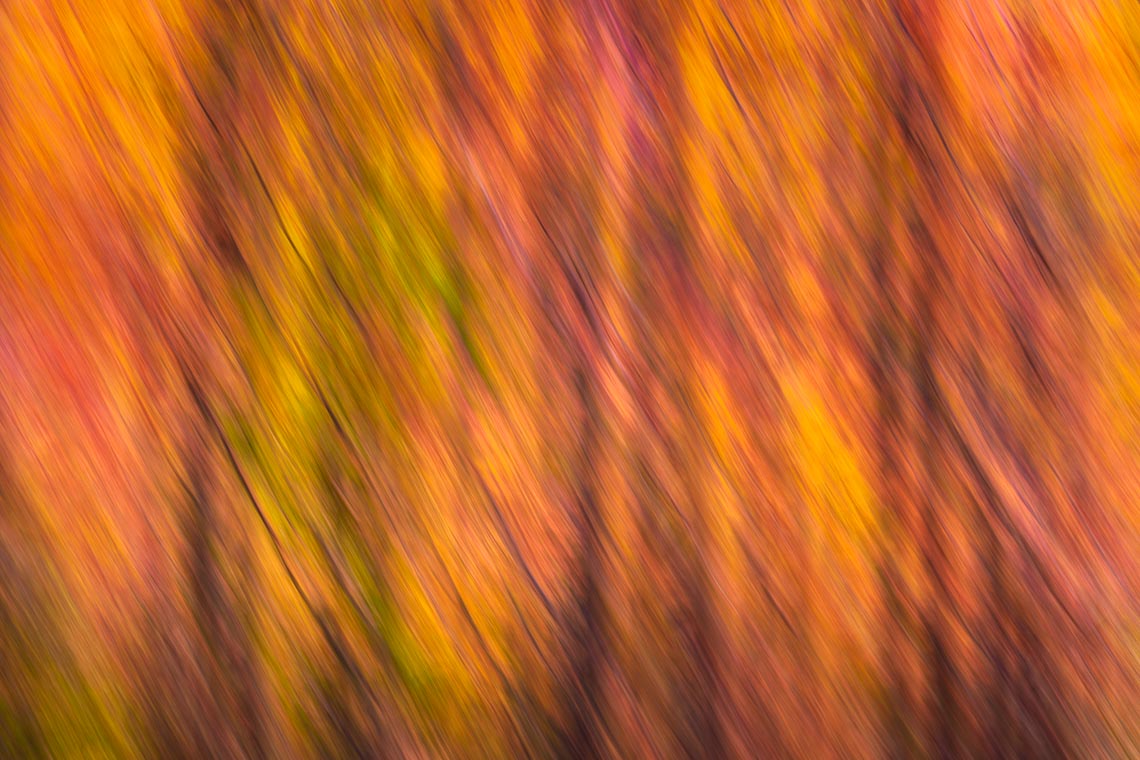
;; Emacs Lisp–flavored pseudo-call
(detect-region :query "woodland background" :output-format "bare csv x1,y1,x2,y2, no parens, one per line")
1,0,1140,756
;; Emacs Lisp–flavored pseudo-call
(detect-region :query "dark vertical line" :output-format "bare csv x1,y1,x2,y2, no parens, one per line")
559,364,607,760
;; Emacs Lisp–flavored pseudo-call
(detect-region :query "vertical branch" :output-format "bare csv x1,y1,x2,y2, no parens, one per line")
606,0,724,753
559,364,607,759
0,439,46,757
871,1,959,753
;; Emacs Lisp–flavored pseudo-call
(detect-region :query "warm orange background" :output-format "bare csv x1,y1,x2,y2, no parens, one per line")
1,0,1138,756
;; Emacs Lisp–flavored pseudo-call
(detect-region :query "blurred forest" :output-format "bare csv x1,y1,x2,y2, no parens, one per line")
2,0,1140,756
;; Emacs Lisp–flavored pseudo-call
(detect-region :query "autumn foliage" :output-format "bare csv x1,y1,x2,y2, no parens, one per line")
1,0,1139,756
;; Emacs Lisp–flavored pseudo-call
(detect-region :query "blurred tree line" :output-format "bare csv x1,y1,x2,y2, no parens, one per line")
0,0,1138,756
